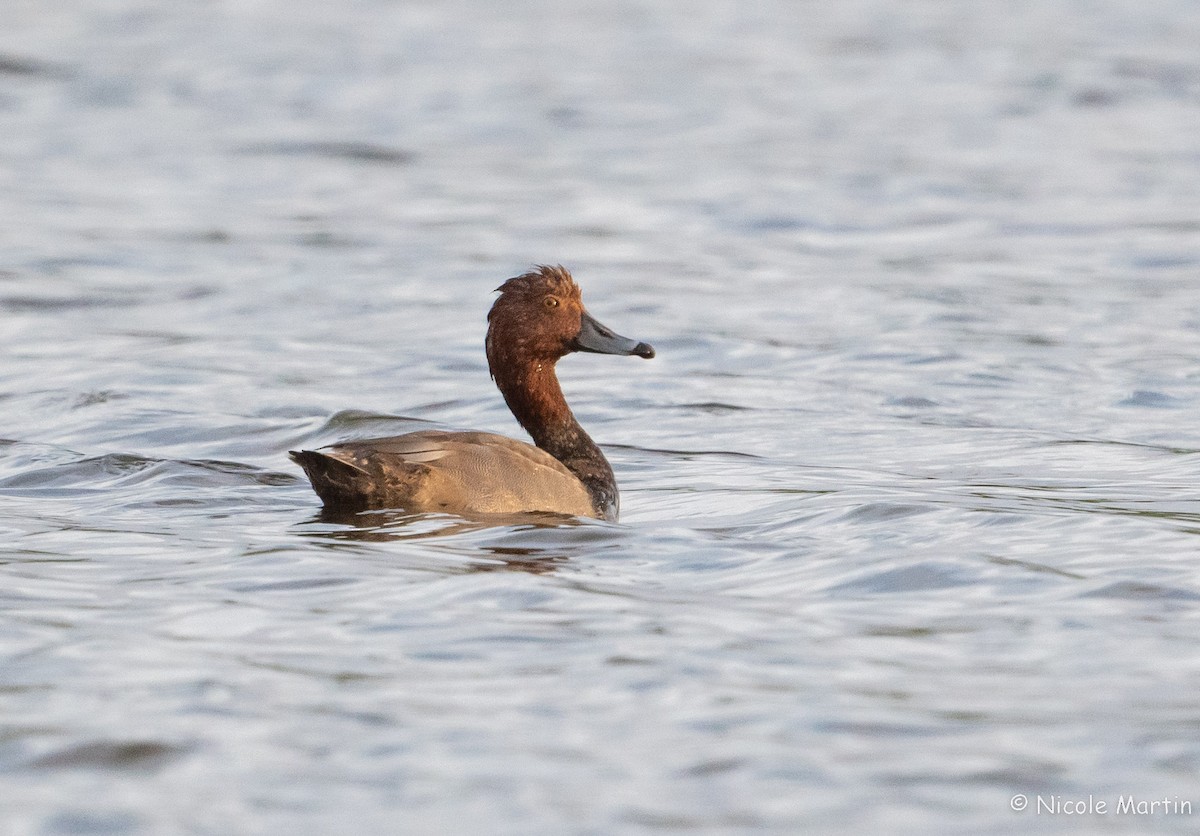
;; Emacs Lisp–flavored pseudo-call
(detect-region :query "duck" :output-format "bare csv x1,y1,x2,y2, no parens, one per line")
289,265,655,521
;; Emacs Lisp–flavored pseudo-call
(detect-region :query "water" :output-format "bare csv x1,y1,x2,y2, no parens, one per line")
3,1,1200,833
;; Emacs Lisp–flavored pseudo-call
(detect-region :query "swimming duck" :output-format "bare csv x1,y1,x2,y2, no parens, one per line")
290,265,654,521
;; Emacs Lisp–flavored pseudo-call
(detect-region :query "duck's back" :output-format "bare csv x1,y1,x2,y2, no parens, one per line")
289,429,598,518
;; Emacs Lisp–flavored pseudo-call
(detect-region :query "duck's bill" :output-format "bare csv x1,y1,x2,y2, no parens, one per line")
574,311,655,359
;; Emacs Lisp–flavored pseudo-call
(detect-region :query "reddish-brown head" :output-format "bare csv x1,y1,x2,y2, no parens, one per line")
486,265,654,377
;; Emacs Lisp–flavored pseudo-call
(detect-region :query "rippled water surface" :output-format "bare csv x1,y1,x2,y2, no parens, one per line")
4,1,1200,833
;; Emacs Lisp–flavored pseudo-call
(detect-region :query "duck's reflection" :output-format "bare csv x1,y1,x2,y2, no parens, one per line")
296,506,578,574
468,546,567,575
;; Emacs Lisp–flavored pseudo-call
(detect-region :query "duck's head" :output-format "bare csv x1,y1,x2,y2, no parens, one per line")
487,265,655,374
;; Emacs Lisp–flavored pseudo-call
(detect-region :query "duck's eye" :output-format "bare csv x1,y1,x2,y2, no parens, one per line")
543,296,560,308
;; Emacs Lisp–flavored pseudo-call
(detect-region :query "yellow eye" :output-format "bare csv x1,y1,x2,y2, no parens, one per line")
544,296,559,308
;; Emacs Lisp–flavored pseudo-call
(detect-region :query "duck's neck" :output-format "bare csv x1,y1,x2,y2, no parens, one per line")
495,360,618,520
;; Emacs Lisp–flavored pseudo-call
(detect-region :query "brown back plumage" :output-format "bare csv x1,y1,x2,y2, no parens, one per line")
289,430,595,517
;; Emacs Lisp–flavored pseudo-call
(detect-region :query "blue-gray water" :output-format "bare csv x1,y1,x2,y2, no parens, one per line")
3,1,1200,833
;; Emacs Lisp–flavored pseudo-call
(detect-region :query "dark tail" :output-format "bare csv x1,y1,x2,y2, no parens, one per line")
289,450,372,508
